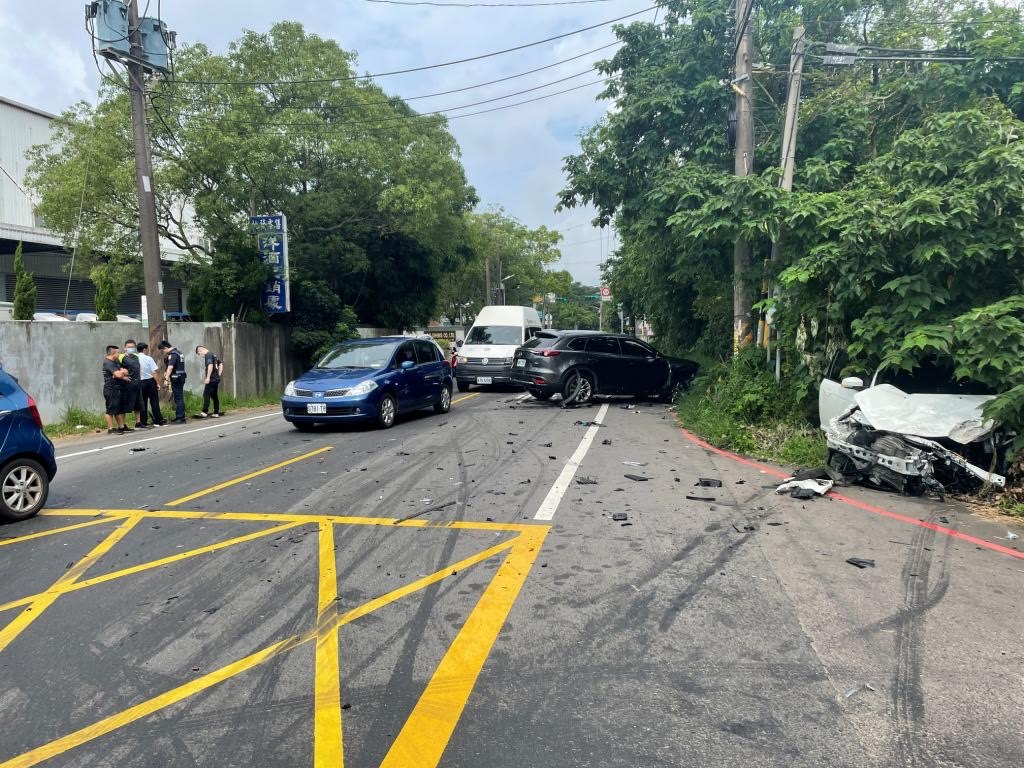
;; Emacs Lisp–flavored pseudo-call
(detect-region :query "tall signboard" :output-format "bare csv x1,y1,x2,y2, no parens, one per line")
250,214,290,314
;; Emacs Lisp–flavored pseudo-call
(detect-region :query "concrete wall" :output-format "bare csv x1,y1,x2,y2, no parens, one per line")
0,321,300,422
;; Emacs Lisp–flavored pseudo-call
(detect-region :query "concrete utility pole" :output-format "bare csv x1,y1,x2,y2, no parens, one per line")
732,0,755,351
126,0,166,350
766,25,807,380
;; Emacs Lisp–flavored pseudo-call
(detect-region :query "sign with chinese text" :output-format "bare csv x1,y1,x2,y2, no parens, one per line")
250,214,290,314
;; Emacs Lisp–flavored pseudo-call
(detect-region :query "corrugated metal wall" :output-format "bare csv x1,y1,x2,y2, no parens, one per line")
0,99,53,230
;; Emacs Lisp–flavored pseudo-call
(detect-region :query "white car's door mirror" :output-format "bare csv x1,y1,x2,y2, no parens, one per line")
841,376,865,390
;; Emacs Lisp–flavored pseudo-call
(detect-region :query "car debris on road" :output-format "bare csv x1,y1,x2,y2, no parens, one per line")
776,478,834,497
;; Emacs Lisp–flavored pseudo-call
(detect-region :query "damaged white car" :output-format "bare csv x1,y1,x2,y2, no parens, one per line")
818,359,1010,495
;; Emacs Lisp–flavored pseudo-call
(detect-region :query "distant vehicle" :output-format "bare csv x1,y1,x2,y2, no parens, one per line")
281,336,453,430
510,330,699,403
456,305,543,392
0,364,56,521
73,313,140,322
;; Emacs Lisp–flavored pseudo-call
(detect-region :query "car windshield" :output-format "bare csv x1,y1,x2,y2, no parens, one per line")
466,325,522,345
523,333,558,349
316,341,398,370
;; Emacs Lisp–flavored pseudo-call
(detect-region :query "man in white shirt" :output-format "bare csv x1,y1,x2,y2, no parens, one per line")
136,342,166,427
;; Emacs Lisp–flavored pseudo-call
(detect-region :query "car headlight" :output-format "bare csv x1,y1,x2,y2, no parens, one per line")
348,379,378,397
458,356,468,365
284,380,297,396
505,356,514,365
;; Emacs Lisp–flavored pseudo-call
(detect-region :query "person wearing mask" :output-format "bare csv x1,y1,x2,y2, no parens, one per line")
118,340,144,429
136,342,165,428
102,345,131,434
158,340,187,424
195,345,223,418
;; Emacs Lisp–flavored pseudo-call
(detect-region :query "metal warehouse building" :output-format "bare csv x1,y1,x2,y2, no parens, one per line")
0,95,189,316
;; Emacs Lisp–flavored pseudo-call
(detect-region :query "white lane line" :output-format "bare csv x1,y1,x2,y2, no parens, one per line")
57,412,279,460
534,402,610,521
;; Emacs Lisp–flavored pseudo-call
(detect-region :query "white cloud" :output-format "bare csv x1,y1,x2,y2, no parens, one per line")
3,0,655,283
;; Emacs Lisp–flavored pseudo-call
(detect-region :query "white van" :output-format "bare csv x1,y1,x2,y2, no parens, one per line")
456,305,543,391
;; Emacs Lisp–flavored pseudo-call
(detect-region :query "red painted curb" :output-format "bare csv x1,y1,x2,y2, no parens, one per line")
679,428,1024,561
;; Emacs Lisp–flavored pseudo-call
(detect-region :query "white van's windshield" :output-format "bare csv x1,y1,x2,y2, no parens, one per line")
466,325,522,345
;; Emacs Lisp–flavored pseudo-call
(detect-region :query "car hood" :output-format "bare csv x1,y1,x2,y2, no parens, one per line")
854,384,997,444
298,367,384,386
460,344,516,357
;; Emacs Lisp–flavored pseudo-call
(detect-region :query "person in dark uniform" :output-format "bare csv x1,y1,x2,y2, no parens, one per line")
102,345,130,434
158,340,187,424
119,339,144,428
195,345,223,418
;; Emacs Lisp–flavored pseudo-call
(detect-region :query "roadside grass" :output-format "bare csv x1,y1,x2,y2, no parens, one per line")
43,391,280,439
674,349,827,469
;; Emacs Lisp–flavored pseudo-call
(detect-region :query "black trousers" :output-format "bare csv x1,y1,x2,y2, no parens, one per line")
203,381,220,414
139,379,164,426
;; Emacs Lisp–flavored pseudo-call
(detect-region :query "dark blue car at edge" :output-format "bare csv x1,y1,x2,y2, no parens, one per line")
282,337,453,430
0,364,57,522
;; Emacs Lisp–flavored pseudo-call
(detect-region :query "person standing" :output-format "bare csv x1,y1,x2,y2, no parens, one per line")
195,345,223,418
158,340,187,424
119,340,144,429
136,342,165,427
102,345,130,434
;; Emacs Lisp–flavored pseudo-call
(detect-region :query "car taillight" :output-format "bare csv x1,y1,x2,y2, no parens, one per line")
537,350,561,357
27,395,43,428
533,377,547,385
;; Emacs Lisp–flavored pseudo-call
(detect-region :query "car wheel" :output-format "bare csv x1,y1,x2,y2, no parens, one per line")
378,393,397,429
435,384,452,414
561,370,594,405
293,422,315,432
529,389,553,401
457,380,472,393
0,458,49,522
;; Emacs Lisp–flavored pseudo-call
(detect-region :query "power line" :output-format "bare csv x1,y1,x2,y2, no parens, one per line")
172,3,664,86
363,0,623,5
149,39,625,109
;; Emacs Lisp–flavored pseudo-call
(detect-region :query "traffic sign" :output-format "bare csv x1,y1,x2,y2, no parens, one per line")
599,286,612,302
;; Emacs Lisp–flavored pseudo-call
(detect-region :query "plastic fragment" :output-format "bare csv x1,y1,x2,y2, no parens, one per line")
623,461,647,467
624,474,649,482
575,476,598,485
685,495,715,502
697,478,723,488
846,557,876,569
611,513,628,521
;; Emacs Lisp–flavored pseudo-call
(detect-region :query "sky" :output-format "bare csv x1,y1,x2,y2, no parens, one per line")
0,0,661,286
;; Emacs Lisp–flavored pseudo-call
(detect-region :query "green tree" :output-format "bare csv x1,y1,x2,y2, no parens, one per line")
11,242,36,320
91,266,120,321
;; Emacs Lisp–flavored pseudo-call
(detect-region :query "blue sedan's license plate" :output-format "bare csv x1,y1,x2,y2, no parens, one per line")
306,403,327,415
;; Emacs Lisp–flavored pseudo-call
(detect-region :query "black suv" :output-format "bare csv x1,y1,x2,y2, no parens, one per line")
510,331,699,403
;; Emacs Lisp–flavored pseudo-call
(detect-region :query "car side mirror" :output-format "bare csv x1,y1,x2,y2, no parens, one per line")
841,376,865,390
401,360,415,370
456,339,463,348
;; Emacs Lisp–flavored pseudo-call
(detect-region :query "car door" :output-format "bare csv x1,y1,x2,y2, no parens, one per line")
392,342,425,410
619,338,668,395
584,336,624,394
0,371,18,454
414,340,444,405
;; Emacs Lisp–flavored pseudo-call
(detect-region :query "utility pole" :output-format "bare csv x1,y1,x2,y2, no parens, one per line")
766,24,807,380
126,0,166,350
731,0,755,351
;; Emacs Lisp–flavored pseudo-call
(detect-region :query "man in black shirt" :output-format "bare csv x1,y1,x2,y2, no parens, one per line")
195,345,223,418
119,339,144,428
158,340,187,424
102,345,130,434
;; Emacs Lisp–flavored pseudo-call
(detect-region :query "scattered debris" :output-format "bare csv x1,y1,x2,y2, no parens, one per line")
732,523,756,532
341,703,352,710
602,439,612,446
519,479,532,485
939,516,950,524
611,513,628,522
624,474,649,482
1008,531,1020,541
767,521,784,527
623,461,648,467
696,478,722,488
540,442,553,448
129,447,148,453
621,522,633,527
685,495,715,502
846,557,876,569
735,479,746,485
548,455,557,460
777,478,834,497
575,476,598,485
844,682,876,699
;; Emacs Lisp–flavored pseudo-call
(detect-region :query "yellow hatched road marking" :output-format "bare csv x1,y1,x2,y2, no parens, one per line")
381,526,548,767
165,447,333,506
0,532,526,768
314,522,344,768
0,521,305,613
0,517,142,654
0,517,122,547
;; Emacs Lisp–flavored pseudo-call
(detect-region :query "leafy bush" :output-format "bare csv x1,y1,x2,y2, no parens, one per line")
12,242,36,320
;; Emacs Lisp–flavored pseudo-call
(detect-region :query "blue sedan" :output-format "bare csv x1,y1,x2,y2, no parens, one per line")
0,364,57,522
282,337,454,430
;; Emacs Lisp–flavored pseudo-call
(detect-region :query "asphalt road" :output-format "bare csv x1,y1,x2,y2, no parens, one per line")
0,390,1022,768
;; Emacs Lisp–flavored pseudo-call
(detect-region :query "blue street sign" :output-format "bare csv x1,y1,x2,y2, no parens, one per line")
250,214,290,314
